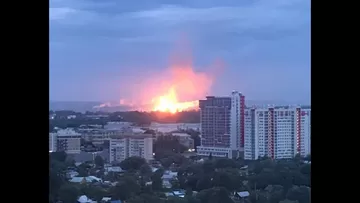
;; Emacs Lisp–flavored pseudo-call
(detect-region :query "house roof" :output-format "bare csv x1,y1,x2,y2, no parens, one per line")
110,200,122,203
70,176,102,183
236,191,250,198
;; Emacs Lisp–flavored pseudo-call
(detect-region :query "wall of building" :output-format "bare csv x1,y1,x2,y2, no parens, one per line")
230,91,245,151
109,134,153,163
244,107,311,160
50,128,81,154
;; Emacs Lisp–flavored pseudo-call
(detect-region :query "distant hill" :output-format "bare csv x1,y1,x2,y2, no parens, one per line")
50,101,102,113
50,100,310,112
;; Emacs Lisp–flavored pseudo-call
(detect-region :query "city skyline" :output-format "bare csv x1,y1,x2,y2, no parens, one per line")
50,0,310,105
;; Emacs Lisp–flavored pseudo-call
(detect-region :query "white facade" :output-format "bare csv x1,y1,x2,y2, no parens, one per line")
49,133,57,152
230,91,245,152
299,109,311,156
244,107,311,160
109,134,153,163
50,128,81,154
197,146,233,158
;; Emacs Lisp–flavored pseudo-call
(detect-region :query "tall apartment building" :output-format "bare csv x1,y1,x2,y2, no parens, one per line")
230,91,246,156
244,106,311,160
109,134,153,163
49,128,81,154
197,92,245,158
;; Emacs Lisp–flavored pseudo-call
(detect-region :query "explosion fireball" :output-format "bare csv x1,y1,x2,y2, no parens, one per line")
152,87,199,113
94,38,224,113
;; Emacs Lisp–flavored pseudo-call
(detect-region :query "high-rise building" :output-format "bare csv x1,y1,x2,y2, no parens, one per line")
244,106,311,160
109,134,153,163
230,91,246,157
197,92,245,158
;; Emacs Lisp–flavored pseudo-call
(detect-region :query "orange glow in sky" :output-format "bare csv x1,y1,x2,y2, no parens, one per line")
146,36,224,113
94,37,224,113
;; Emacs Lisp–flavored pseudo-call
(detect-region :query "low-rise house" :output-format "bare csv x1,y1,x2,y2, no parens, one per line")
101,197,111,202
70,176,103,183
165,190,186,198
105,166,123,173
234,191,250,202
66,170,79,178
162,171,178,181
78,195,96,203
162,180,172,188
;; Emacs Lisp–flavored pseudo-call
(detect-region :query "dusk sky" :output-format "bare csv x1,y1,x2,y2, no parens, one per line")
50,0,310,105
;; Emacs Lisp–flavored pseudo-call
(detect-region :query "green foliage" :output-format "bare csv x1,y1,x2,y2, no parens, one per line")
120,156,147,171
50,151,67,162
50,143,310,203
154,135,188,157
94,155,104,168
110,175,141,201
151,169,164,191
79,184,108,202
197,187,233,203
57,183,80,203
286,186,311,203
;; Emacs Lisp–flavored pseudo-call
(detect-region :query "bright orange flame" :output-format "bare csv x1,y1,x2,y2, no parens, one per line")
93,36,225,112
152,87,199,113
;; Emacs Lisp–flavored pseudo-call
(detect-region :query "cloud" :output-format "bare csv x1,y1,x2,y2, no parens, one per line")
50,0,310,103
49,0,310,53
49,7,77,20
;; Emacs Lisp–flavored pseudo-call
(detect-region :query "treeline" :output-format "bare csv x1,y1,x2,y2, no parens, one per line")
49,110,200,131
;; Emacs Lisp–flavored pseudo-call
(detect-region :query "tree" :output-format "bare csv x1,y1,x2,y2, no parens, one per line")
120,156,147,171
50,151,67,162
265,185,285,203
300,164,311,175
154,135,188,157
151,169,164,191
196,187,233,203
77,163,91,177
80,185,108,202
212,169,242,192
167,196,190,203
140,163,153,179
127,194,164,203
50,155,68,202
57,184,80,203
159,153,188,168
280,200,299,203
196,176,213,191
110,175,141,201
214,158,237,169
95,155,104,168
202,161,215,174
170,178,181,190
286,186,310,203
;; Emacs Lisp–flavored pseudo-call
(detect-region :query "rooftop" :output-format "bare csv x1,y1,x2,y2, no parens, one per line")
109,133,153,139
172,133,191,137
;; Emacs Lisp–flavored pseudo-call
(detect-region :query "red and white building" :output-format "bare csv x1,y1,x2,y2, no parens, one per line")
244,106,311,160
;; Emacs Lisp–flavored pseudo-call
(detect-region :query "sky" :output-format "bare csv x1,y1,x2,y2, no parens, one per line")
50,0,311,104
